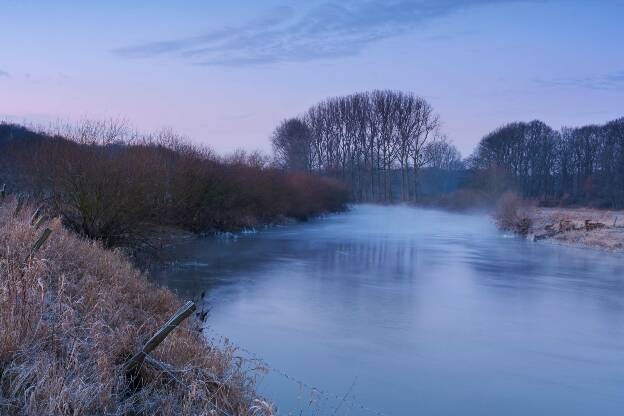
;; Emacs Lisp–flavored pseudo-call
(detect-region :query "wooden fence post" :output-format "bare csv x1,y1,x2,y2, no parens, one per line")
33,215,47,230
30,206,43,226
22,228,53,263
123,301,196,373
13,195,24,217
31,228,52,253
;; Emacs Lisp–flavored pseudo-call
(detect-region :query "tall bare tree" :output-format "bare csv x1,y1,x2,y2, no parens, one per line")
271,118,312,172
276,90,442,202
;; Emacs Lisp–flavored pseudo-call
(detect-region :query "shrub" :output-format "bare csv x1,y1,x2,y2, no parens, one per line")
0,122,349,246
495,191,534,235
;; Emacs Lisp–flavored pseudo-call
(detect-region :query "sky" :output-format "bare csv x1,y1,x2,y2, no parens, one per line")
1,0,623,156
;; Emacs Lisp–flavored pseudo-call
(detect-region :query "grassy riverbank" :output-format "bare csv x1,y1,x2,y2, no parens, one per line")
495,193,624,251
527,207,624,250
0,198,273,415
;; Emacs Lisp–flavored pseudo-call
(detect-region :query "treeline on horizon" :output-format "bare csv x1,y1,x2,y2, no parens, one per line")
0,121,348,246
273,90,624,208
469,118,624,208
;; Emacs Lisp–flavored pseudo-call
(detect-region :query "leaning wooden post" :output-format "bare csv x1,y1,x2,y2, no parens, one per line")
123,300,196,373
31,228,52,253
23,228,53,263
30,205,43,226
13,195,24,217
33,215,47,230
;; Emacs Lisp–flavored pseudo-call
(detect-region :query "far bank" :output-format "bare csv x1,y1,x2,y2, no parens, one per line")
496,193,624,251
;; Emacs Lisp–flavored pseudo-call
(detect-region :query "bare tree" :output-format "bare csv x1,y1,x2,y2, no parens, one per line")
271,118,312,172
406,98,439,199
424,136,461,170
276,90,443,202
471,118,624,205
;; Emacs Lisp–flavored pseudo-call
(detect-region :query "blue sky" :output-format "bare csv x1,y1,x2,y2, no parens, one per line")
1,0,623,155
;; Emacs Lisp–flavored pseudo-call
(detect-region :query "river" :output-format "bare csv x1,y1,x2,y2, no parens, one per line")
153,204,624,415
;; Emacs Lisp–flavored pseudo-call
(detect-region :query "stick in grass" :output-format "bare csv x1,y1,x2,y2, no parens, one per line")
13,196,24,217
123,300,196,373
31,228,52,253
30,206,43,226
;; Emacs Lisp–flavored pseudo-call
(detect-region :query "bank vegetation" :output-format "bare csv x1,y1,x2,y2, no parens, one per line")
0,121,348,248
0,197,273,415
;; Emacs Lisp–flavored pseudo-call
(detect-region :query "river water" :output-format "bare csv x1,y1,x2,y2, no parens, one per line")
153,205,624,415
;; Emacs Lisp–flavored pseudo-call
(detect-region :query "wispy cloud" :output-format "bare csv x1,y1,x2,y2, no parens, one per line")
113,1,527,67
536,70,624,90
0,69,9,78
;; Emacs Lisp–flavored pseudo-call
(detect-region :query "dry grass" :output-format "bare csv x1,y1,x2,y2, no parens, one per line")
530,207,624,251
495,192,534,235
0,197,273,415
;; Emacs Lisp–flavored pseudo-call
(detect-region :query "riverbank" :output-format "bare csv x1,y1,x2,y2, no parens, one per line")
131,213,318,268
526,207,624,251
0,198,273,415
496,194,624,251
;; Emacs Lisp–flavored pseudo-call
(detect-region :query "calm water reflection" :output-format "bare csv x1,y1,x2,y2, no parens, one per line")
153,205,624,415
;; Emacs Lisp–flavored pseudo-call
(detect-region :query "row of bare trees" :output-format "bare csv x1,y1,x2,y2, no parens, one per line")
469,118,624,207
272,90,451,202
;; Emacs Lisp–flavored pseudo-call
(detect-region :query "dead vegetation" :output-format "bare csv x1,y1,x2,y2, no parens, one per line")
529,207,624,250
495,192,534,236
494,193,624,251
0,121,348,248
0,197,273,415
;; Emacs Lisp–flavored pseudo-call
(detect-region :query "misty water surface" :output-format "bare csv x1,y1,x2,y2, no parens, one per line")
154,205,624,415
